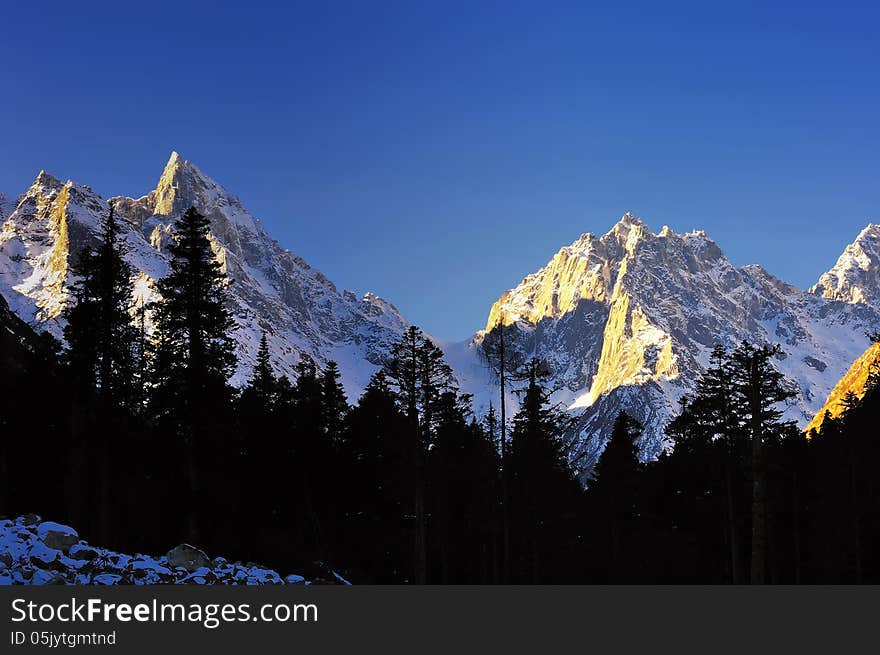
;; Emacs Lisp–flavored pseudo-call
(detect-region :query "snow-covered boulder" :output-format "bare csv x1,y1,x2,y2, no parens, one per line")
165,544,211,572
0,515,332,586
36,521,78,552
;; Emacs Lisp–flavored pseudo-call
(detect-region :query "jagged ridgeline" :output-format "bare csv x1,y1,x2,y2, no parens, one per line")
462,217,880,467
2,153,879,467
0,153,408,397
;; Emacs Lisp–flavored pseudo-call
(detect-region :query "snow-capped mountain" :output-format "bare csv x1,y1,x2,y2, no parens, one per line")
810,224,880,306
460,214,880,469
2,154,879,473
0,153,408,394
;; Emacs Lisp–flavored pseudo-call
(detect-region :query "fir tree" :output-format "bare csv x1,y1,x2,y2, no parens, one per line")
666,344,747,583
248,332,278,406
64,201,137,404
337,371,411,581
236,332,281,532
63,201,138,541
321,360,349,446
480,321,523,581
149,206,237,542
383,325,458,584
590,412,643,581
728,341,797,584
507,358,581,582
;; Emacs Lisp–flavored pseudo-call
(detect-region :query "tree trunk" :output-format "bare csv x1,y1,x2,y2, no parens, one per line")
749,360,766,585
849,444,862,583
185,428,201,545
99,417,111,546
792,470,801,584
499,325,511,584
413,433,427,584
608,486,620,582
724,456,741,584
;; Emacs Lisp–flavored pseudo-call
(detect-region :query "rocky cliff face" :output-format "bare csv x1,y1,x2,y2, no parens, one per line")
805,341,880,434
811,224,880,306
0,153,408,394
465,214,880,468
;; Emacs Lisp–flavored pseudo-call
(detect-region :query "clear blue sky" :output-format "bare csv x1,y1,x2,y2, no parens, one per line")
2,1,878,340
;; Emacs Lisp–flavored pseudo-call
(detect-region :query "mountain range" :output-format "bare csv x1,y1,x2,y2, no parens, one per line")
0,154,407,398
2,153,878,468
466,217,880,466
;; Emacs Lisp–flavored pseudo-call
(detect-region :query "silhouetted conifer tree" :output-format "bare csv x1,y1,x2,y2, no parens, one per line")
480,321,522,581
729,342,797,584
337,371,411,581
148,207,236,543
507,358,581,582
321,360,348,447
589,412,642,581
63,202,138,542
384,325,457,583
666,344,748,582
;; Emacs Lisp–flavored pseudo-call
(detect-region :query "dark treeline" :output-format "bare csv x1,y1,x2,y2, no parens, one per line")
1,205,878,583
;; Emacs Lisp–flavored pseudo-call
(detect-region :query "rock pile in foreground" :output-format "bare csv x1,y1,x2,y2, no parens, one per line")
0,515,348,586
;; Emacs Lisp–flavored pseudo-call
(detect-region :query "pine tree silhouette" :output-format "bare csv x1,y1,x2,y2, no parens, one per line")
728,342,797,584
63,201,138,542
383,325,458,583
507,358,581,582
149,207,236,543
590,412,642,582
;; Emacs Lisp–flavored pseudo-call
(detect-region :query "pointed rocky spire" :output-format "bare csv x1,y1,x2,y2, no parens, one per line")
153,150,208,217
30,170,64,192
811,223,880,305
609,212,647,232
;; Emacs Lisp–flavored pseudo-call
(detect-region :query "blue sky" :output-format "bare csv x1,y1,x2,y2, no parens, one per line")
2,1,878,340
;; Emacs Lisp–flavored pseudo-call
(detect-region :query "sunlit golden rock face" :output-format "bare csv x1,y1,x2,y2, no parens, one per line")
39,185,70,319
806,341,880,434
153,151,182,217
485,213,642,330
589,296,678,405
485,235,616,328
483,214,681,412
207,233,228,275
0,174,73,322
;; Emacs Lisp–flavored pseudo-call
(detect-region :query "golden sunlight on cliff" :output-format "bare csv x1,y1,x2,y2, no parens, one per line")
587,295,679,403
36,185,71,319
806,342,880,434
152,151,182,217
485,240,614,330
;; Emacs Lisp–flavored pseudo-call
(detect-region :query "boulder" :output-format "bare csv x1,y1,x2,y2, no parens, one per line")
165,544,211,573
19,514,41,526
68,544,99,561
37,522,79,552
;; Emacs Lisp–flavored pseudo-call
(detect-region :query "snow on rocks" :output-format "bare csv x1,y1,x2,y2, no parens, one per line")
36,521,78,552
0,515,321,586
165,543,211,572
